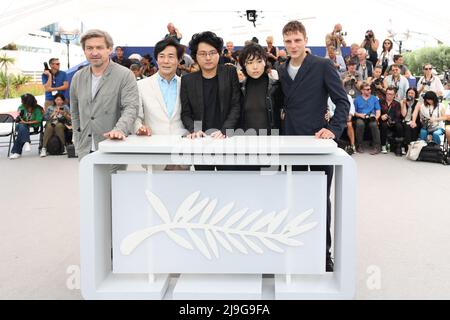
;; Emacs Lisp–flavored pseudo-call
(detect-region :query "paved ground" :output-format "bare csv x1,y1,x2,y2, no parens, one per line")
1,141,450,299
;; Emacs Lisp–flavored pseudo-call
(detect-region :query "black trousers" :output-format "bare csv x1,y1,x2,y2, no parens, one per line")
293,165,333,258
355,118,381,147
380,121,404,146
403,122,419,147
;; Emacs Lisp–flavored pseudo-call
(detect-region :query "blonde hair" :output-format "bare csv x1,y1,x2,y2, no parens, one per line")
266,36,274,43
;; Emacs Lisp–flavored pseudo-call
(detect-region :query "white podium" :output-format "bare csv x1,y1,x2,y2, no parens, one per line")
79,135,356,300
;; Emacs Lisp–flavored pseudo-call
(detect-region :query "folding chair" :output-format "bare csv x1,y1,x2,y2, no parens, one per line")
0,113,15,157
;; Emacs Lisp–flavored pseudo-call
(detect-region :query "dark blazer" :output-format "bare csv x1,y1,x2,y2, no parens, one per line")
278,54,350,137
180,64,241,134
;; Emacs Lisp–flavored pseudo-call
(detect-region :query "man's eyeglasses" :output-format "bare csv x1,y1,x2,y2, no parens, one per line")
197,50,218,58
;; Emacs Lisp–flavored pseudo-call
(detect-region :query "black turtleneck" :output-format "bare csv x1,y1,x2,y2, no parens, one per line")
244,74,269,131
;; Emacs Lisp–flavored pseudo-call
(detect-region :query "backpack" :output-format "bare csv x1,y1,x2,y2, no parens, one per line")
47,132,64,155
417,142,447,164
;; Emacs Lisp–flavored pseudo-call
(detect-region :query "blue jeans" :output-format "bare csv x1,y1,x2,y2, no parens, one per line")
419,128,444,144
11,123,31,155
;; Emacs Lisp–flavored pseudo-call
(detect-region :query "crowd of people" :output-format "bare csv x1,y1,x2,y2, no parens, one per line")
8,22,450,160
7,21,450,273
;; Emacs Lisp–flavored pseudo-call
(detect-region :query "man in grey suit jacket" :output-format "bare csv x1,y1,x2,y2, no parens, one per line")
70,29,138,160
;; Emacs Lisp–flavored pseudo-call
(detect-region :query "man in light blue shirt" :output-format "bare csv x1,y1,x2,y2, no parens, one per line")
353,82,381,154
134,38,187,138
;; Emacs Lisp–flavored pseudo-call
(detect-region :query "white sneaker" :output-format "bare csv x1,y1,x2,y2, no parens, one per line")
9,153,21,159
23,142,31,152
401,147,406,155
381,145,388,154
40,148,47,157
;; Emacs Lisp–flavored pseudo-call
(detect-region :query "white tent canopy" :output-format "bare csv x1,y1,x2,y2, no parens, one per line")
1,0,449,50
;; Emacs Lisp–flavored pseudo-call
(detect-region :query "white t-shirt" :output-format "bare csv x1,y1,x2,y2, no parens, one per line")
288,63,301,80
327,94,355,118
417,76,444,95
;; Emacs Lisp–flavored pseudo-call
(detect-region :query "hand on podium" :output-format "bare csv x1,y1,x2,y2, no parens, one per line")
185,131,207,139
136,125,152,136
315,128,335,139
103,130,126,140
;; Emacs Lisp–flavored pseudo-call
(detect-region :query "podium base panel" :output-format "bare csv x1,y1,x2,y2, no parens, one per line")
172,274,262,300
274,274,351,299
83,273,170,300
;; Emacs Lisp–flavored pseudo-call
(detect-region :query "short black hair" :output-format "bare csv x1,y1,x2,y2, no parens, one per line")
49,58,59,64
239,43,270,77
21,93,38,108
423,90,439,107
53,93,66,102
189,31,223,63
154,38,183,61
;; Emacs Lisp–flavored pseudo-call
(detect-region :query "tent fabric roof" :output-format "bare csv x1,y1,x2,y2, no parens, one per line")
1,0,449,49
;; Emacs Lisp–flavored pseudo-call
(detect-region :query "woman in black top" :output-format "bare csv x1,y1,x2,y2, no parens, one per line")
238,43,283,135
361,30,379,68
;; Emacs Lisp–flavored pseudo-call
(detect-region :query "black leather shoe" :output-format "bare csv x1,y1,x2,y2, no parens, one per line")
326,257,334,272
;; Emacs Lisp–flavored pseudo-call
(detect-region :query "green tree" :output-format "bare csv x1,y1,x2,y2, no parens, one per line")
403,46,450,77
0,54,16,98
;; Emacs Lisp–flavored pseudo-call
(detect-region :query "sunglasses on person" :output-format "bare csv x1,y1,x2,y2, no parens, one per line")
423,67,432,70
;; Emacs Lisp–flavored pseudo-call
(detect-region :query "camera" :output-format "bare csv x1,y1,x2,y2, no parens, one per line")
386,114,396,126
421,80,431,86
15,110,25,123
373,78,383,86
365,31,374,40
365,113,376,120
406,96,414,102
278,56,287,63
179,59,186,65
336,31,347,37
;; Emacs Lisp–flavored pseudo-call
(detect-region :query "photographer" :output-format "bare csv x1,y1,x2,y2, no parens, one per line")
416,91,446,144
41,58,68,110
401,87,420,151
140,54,157,77
384,64,409,100
360,29,379,68
417,64,444,98
341,60,362,98
377,39,395,75
353,82,381,154
177,46,195,76
379,86,404,155
369,66,386,100
325,24,347,55
41,93,71,157
9,94,43,159
326,46,346,76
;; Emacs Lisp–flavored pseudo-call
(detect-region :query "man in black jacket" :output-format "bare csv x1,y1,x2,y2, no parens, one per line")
180,31,241,139
279,21,350,272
